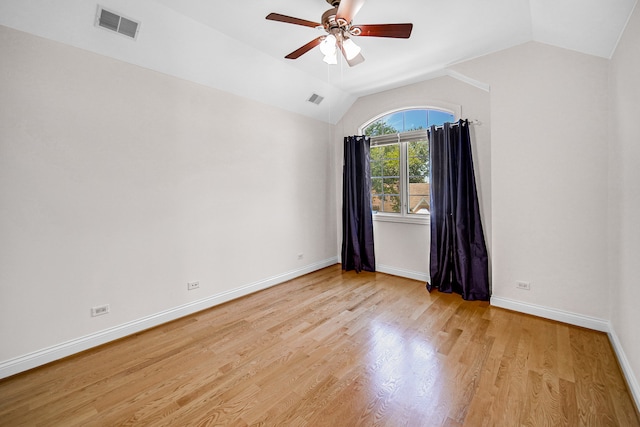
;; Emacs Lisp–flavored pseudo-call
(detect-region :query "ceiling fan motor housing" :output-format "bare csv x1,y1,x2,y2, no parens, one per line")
322,8,340,31
322,7,358,36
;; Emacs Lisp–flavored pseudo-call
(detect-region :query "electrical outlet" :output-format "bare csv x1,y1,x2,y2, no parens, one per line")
187,281,200,291
516,281,531,291
297,253,304,260
91,304,110,317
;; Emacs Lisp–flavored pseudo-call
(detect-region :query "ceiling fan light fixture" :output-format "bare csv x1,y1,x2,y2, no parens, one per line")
323,52,338,64
342,38,361,60
320,34,337,56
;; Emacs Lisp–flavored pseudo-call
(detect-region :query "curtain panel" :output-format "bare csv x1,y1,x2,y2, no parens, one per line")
341,135,375,273
428,120,489,301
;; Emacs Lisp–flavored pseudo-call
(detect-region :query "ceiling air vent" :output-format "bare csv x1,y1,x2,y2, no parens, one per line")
96,6,140,40
307,93,324,105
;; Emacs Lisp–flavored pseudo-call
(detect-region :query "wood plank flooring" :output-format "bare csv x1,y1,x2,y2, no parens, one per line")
1,265,638,426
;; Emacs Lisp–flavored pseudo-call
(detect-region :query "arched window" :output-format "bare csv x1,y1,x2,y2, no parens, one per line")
362,108,455,219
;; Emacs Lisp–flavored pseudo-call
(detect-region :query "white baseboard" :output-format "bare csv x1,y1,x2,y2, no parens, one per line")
491,295,639,412
376,264,429,282
608,327,640,412
490,296,610,332
0,257,338,380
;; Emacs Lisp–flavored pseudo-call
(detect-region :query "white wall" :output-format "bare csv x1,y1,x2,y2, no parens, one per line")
0,26,337,370
609,3,640,404
452,42,610,320
335,76,492,281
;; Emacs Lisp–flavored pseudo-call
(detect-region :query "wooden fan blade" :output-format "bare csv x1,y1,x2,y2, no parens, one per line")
336,0,366,24
266,13,321,28
285,37,324,59
355,23,413,38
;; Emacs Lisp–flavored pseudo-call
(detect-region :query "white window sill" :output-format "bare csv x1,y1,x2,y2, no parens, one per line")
372,212,430,225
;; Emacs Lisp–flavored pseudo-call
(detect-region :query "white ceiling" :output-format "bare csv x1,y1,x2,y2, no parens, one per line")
0,0,636,123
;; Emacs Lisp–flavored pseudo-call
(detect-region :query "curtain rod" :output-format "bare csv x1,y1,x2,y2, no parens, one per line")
430,119,481,130
366,119,481,145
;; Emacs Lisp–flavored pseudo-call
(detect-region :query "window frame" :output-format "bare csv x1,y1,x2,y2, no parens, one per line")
361,107,458,225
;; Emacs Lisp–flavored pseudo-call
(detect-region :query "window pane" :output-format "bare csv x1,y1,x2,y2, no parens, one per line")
373,194,401,213
371,144,399,160
371,177,383,195
408,190,430,214
407,140,430,215
381,145,400,176
366,109,454,136
408,174,428,184
370,144,400,213
381,195,401,213
371,144,400,175
371,160,383,176
364,119,398,136
372,195,382,212
404,109,428,131
385,112,404,132
407,140,429,178
427,110,455,127
383,177,400,194
408,173,429,214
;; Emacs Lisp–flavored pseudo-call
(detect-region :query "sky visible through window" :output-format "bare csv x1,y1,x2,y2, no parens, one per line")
367,109,455,134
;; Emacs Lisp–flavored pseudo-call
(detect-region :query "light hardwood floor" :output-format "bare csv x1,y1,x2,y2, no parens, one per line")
1,265,638,426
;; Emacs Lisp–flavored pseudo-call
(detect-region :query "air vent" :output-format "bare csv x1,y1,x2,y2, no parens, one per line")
96,6,140,40
307,93,324,105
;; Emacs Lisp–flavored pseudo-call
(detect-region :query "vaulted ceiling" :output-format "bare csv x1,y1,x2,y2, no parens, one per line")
0,0,636,123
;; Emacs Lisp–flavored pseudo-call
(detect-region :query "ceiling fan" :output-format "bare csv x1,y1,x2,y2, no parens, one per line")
266,0,413,66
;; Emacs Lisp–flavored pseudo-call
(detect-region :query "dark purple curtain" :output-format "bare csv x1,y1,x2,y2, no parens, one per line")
427,120,489,301
341,136,375,273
